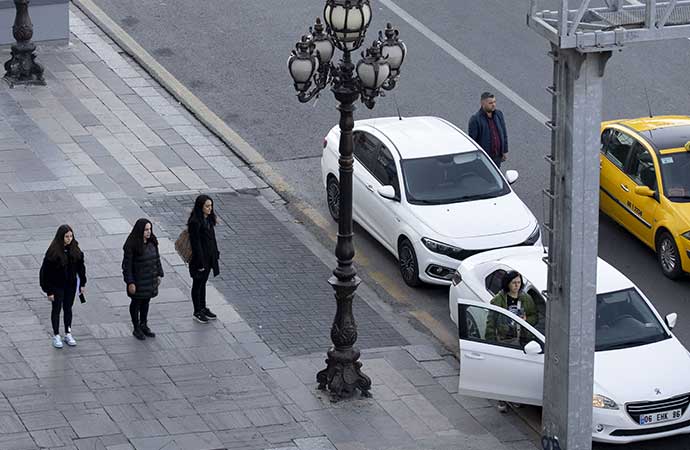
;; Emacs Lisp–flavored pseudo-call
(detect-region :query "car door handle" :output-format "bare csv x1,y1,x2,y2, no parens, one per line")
366,184,375,192
465,352,485,360
620,183,630,192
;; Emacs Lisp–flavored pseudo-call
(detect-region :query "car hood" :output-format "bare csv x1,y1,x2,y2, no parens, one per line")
594,337,690,403
669,201,690,227
408,192,534,239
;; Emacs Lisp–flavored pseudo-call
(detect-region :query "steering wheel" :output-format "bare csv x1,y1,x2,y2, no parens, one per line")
466,315,480,339
611,314,636,326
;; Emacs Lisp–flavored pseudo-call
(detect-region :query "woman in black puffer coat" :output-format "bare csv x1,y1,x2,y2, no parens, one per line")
122,218,163,340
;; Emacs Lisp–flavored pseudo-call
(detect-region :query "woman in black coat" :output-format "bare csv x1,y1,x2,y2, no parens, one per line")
188,194,219,324
122,218,164,340
40,224,87,349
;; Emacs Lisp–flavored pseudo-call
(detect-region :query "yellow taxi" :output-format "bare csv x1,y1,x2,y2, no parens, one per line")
600,116,690,279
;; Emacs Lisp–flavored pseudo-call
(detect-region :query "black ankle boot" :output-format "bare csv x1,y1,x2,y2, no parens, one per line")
133,325,146,340
140,323,155,338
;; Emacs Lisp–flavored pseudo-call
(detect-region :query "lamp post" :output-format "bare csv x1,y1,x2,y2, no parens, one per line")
287,0,406,399
3,0,45,87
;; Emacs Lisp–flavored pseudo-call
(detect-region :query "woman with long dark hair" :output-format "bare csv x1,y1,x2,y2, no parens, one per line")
40,225,86,348
187,194,219,323
122,218,164,340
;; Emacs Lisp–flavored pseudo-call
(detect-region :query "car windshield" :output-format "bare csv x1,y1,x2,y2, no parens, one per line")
659,151,690,202
595,287,669,351
401,151,509,205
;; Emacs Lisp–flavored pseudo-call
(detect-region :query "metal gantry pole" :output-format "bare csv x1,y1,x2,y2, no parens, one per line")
542,45,611,450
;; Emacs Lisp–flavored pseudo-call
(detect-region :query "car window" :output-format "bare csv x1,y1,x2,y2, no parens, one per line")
373,145,400,199
485,269,506,295
401,151,509,205
459,304,540,351
353,131,380,173
659,152,690,201
595,288,669,351
603,130,634,169
625,142,657,190
526,288,546,335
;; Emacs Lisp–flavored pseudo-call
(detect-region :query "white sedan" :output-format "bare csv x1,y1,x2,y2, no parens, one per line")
320,116,541,286
448,246,690,444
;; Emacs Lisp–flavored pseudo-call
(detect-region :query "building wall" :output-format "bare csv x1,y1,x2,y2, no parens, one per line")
0,0,69,46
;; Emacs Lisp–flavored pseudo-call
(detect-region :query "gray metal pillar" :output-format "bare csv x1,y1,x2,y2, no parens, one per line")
542,46,611,450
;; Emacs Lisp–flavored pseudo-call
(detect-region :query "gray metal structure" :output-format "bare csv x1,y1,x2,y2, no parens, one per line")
528,1,690,449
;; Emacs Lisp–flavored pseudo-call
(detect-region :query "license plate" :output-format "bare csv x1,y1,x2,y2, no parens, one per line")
639,408,683,425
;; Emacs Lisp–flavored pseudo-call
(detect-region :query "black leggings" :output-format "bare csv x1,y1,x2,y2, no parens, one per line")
191,269,210,314
51,288,76,336
129,298,151,326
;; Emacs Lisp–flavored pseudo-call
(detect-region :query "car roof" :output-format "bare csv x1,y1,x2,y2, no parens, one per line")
462,247,634,295
603,116,690,152
355,116,479,160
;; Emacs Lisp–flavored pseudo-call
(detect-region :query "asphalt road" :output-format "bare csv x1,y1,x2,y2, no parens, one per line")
88,0,690,446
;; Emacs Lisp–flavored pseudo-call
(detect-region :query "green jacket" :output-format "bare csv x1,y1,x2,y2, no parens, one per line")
486,291,538,343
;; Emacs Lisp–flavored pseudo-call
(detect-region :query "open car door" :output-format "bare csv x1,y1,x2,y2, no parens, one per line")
456,299,545,406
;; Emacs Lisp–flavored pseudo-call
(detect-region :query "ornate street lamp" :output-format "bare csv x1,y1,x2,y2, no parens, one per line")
287,0,405,399
3,0,45,87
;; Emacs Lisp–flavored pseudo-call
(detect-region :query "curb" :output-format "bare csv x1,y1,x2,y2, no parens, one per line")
70,0,332,233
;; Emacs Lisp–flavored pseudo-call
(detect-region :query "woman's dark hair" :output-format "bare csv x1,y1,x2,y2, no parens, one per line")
501,270,523,294
123,218,158,255
45,224,82,265
187,194,217,226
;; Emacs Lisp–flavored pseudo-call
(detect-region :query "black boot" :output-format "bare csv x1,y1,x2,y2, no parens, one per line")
132,324,146,340
140,322,155,338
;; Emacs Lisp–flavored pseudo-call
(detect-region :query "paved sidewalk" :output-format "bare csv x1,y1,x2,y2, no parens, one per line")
0,6,540,450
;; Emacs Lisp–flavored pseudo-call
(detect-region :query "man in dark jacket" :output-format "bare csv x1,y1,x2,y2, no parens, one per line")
468,92,508,168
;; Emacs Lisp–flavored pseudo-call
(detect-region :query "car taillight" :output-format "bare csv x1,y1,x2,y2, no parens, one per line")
451,270,462,286
323,137,328,148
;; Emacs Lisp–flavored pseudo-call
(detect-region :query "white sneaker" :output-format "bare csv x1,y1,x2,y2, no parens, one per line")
52,335,63,348
64,333,77,346
497,400,508,413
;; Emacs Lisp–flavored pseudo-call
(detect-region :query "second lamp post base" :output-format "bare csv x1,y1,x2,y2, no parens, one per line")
316,275,372,400
317,347,372,400
4,42,45,87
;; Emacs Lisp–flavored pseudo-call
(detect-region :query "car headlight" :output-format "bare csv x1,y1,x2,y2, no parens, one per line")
422,237,467,260
592,394,618,410
682,231,690,241
524,224,541,245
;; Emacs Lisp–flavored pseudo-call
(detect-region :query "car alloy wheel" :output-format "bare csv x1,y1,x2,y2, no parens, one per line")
326,176,339,222
398,238,421,287
656,231,682,280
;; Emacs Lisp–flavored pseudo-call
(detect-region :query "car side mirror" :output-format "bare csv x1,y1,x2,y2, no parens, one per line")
665,312,678,330
505,170,519,184
523,340,542,355
378,185,396,200
634,186,655,198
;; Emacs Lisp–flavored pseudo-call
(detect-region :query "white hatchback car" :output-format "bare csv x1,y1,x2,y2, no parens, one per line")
320,116,541,286
448,246,690,444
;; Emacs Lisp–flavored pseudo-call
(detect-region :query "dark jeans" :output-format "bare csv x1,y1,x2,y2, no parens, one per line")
191,268,210,314
129,298,151,326
51,287,76,336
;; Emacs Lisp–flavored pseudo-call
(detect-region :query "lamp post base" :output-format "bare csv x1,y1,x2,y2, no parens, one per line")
316,275,372,400
4,41,45,87
317,347,372,400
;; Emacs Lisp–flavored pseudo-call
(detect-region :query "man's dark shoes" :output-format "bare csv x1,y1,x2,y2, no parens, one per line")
140,324,156,338
133,327,146,340
202,308,217,320
193,312,209,324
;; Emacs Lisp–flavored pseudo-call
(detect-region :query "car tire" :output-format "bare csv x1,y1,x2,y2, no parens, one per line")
326,175,339,222
398,238,421,287
656,231,683,280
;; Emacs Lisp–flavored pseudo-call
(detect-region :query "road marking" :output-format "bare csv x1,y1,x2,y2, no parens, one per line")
379,0,550,126
410,310,458,352
369,271,412,305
